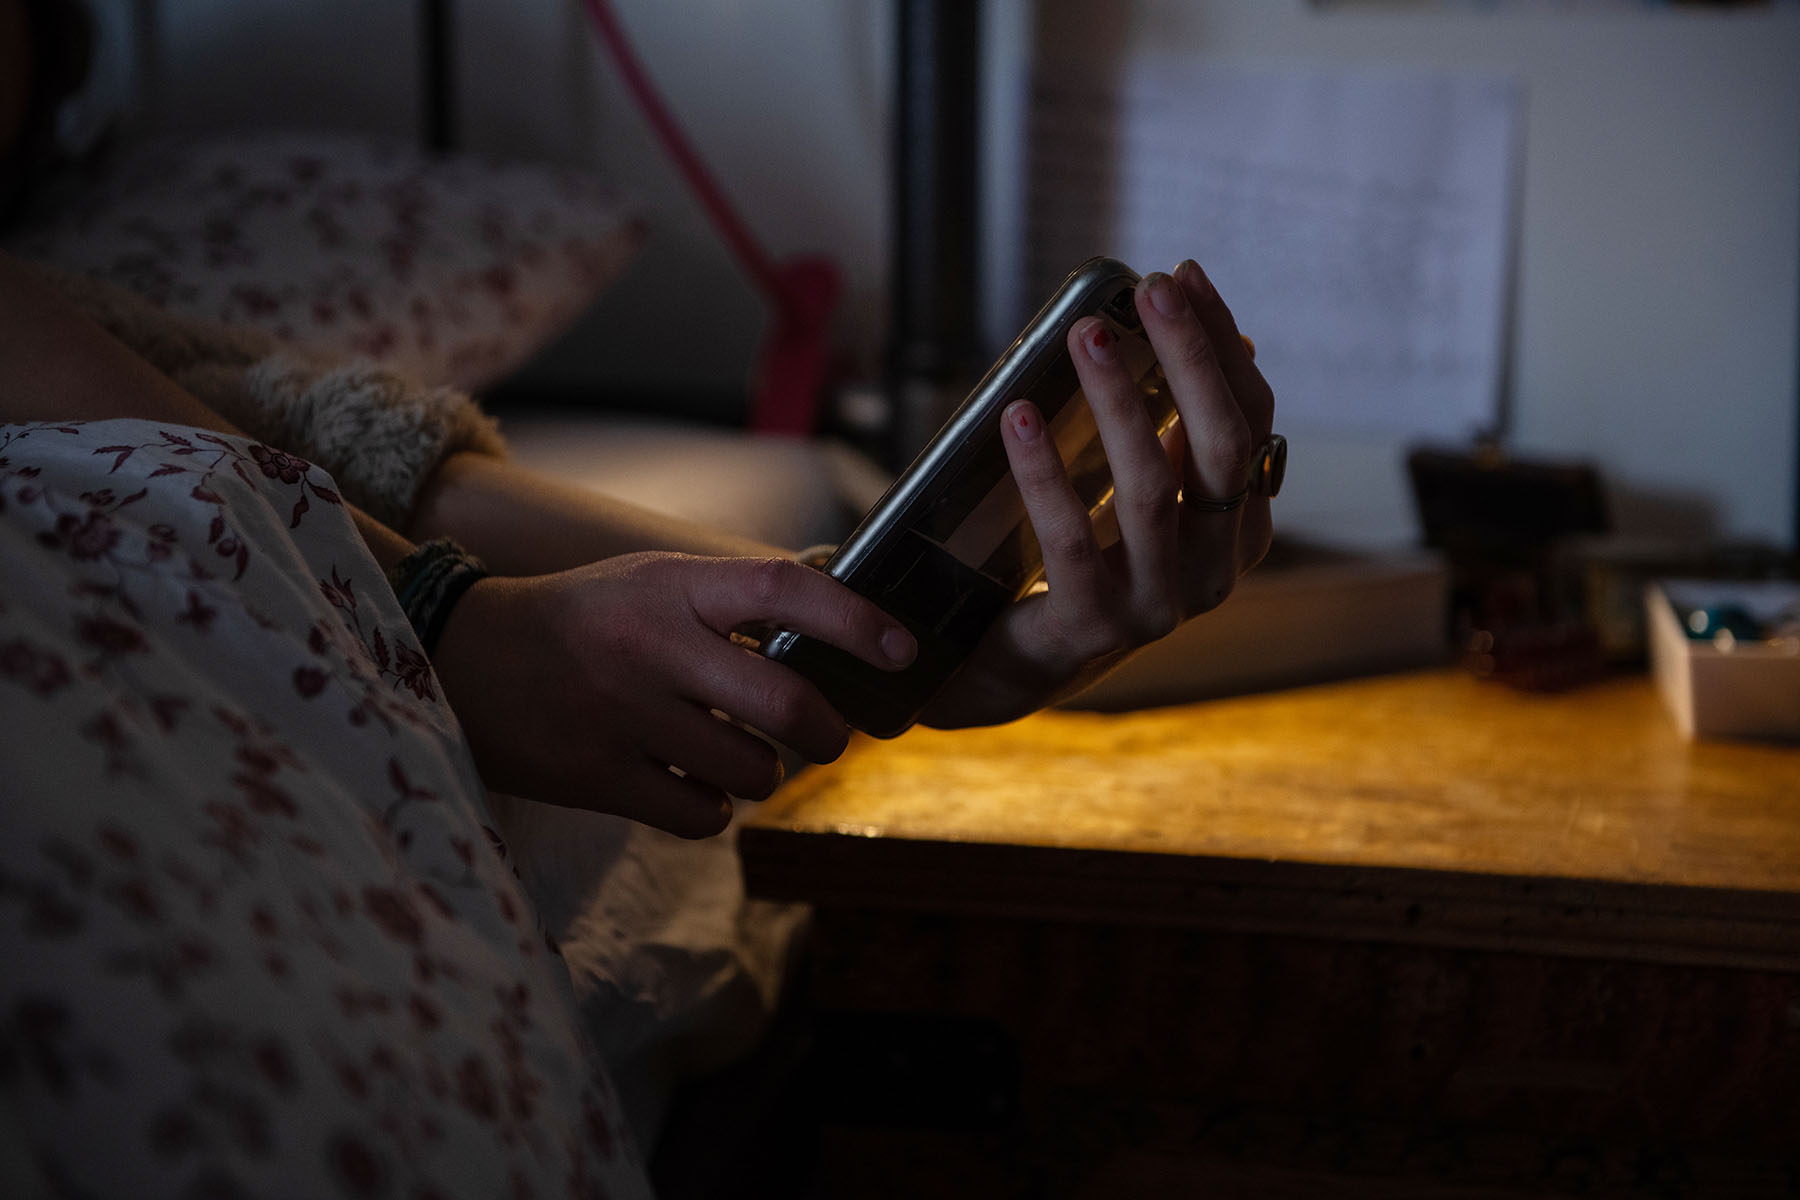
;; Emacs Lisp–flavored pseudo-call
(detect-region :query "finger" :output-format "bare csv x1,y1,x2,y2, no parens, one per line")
690,557,915,673
1000,398,1109,617
614,761,736,840
687,646,852,765
1175,259,1274,440
1067,317,1180,603
646,706,785,801
1136,271,1254,507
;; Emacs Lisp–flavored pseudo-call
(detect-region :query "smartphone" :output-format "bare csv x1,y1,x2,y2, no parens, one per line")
764,257,1176,737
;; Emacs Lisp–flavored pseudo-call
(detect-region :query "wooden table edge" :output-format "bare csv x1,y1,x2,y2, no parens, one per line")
740,826,1800,972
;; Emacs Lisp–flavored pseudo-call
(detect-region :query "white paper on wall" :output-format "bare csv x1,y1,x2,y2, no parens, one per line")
1017,58,1522,441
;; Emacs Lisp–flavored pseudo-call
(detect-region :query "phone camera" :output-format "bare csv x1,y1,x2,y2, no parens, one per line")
1102,287,1142,332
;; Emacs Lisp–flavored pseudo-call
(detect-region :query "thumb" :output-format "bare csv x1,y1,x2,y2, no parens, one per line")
688,557,915,672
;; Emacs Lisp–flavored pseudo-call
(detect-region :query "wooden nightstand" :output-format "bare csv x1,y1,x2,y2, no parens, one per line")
738,670,1800,1198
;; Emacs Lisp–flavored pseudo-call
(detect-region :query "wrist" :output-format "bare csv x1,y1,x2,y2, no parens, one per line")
429,572,506,700
429,573,557,802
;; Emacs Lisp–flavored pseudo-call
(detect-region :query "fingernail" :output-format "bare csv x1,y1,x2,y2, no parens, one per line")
881,625,917,666
1176,258,1216,300
1006,399,1041,443
1145,272,1184,318
1080,318,1116,364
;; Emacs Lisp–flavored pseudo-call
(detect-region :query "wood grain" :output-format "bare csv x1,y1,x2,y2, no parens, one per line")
741,671,1800,966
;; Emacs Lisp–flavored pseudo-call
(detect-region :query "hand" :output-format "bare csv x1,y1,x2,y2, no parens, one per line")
431,552,917,837
921,259,1275,728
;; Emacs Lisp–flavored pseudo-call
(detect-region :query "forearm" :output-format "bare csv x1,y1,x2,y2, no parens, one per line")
2,251,766,576
0,251,242,435
406,450,786,576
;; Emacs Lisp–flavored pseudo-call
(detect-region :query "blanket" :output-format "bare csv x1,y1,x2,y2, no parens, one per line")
0,419,650,1199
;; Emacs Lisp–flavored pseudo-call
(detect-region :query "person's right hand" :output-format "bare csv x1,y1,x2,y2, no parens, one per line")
430,551,917,837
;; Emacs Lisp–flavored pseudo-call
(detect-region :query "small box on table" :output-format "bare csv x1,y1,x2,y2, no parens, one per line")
1646,580,1800,743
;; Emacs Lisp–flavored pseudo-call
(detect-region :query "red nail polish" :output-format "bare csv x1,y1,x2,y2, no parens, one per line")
1086,323,1117,363
1007,400,1041,442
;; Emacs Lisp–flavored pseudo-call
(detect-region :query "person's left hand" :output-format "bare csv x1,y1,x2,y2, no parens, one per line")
919,259,1275,729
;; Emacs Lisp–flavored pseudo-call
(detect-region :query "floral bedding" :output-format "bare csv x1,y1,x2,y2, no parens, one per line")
6,134,645,391
0,419,651,1198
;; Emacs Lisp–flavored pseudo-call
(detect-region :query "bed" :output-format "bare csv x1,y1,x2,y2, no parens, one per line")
0,5,867,1193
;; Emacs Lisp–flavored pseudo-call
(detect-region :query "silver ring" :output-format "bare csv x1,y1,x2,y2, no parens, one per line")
1185,489,1247,513
1185,434,1287,511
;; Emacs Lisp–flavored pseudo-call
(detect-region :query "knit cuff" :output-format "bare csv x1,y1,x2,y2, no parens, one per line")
233,356,505,529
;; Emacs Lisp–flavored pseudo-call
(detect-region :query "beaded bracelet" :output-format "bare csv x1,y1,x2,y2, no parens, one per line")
386,538,490,657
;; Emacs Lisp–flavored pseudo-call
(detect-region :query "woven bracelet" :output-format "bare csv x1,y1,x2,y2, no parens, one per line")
386,538,490,657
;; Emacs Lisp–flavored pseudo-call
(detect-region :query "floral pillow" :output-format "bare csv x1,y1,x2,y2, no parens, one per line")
6,133,645,391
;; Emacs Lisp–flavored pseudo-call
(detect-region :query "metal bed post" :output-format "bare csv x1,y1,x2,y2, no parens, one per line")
888,0,983,467
420,0,454,152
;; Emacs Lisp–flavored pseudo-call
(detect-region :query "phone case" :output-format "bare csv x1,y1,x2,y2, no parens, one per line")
765,257,1175,737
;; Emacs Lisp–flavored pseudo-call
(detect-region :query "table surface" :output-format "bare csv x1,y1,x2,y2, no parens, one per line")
741,669,1800,968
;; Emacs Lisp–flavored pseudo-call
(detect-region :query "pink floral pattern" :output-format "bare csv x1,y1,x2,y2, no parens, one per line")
0,419,650,1198
6,134,646,390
